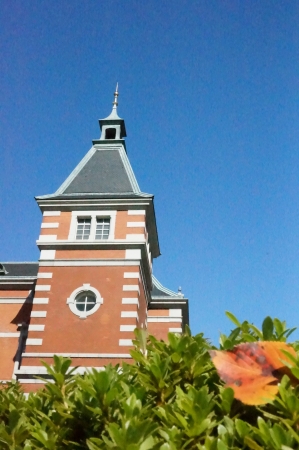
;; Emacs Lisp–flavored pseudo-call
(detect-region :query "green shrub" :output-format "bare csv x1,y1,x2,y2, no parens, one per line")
1,314,299,449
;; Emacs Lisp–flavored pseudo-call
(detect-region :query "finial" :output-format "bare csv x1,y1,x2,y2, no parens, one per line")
112,82,119,109
178,286,183,296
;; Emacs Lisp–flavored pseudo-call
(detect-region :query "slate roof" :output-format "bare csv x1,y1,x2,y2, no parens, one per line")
151,275,189,327
0,262,39,277
36,144,147,200
151,275,182,298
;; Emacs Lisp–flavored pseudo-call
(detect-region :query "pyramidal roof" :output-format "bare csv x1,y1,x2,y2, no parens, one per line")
36,87,151,200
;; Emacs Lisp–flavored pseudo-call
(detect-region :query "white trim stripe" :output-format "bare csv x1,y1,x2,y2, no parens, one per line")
38,235,57,241
39,259,141,267
147,318,181,323
37,273,52,279
0,299,26,304
33,298,49,304
22,353,132,358
169,309,182,317
126,234,144,241
0,332,20,338
35,285,51,291
30,311,47,318
121,311,138,318
127,222,145,227
26,339,43,345
123,285,139,293
41,223,59,229
16,366,104,375
169,328,183,333
119,339,134,346
128,210,145,215
43,211,61,216
40,250,56,260
120,325,135,332
28,325,45,331
122,298,139,305
17,379,47,384
123,272,139,279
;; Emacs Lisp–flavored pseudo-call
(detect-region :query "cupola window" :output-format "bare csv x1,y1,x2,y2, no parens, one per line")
105,128,116,139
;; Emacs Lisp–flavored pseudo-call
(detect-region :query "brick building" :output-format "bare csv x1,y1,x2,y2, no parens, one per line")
0,88,189,391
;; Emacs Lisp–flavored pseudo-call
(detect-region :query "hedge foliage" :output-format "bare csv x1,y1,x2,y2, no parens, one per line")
2,314,299,449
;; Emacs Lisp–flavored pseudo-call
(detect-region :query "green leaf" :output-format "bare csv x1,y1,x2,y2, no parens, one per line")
139,435,156,450
235,419,250,439
244,436,264,450
262,316,274,340
217,439,228,450
225,311,241,327
221,387,234,414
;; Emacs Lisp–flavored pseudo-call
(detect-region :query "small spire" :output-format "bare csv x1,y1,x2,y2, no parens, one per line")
112,82,119,109
178,286,184,297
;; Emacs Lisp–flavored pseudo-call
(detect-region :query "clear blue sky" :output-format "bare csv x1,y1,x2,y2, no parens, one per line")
1,1,299,343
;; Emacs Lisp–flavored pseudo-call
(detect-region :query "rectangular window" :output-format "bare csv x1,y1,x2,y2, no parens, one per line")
95,218,110,240
76,218,91,240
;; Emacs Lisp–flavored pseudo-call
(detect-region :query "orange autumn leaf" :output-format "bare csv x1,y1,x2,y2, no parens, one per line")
209,341,297,405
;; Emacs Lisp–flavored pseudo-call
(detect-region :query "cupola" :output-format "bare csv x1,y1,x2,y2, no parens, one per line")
98,84,127,141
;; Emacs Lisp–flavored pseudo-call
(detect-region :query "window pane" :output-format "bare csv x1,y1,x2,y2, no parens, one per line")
76,218,91,240
95,218,110,240
75,291,96,313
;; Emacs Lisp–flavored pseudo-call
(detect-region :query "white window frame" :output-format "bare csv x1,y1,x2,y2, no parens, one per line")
67,283,103,319
68,211,116,241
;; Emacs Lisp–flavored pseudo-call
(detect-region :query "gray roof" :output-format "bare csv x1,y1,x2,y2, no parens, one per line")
64,150,133,194
36,144,145,200
0,263,39,277
151,275,182,298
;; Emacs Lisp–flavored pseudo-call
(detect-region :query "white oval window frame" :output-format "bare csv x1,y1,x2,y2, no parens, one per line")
67,283,103,319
